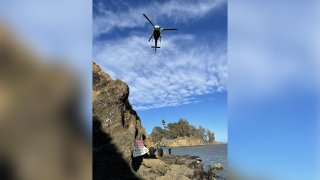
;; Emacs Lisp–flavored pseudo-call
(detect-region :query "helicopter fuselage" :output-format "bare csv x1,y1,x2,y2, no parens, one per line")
153,26,161,41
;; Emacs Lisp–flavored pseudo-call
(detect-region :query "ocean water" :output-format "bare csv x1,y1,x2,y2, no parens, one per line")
164,144,227,179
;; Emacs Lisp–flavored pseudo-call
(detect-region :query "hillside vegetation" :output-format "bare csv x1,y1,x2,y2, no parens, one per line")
150,119,215,145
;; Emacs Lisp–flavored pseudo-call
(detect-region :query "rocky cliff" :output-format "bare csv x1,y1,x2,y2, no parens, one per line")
92,62,148,179
0,24,91,180
160,136,212,147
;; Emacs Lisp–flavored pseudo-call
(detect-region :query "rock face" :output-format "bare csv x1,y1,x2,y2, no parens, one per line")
137,157,195,180
0,24,91,180
160,136,210,147
92,62,147,179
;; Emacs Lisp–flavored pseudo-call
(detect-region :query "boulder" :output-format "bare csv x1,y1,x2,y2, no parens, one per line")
0,24,91,180
156,170,190,180
143,159,168,168
137,158,170,177
170,164,194,177
210,163,224,170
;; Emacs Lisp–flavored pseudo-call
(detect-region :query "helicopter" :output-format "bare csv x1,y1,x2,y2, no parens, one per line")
143,14,177,53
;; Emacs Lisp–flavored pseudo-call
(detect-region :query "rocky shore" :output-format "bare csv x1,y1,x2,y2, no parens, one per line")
136,154,222,180
136,155,225,180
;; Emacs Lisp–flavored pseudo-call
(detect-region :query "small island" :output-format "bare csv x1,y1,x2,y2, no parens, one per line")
150,119,216,147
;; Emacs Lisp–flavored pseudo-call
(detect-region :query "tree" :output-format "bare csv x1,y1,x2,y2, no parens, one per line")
167,123,179,139
162,119,166,129
178,119,192,137
196,126,206,141
150,118,216,144
150,126,165,143
209,131,215,143
206,129,215,143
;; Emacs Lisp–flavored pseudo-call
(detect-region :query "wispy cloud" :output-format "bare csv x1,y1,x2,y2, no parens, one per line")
94,0,226,37
94,34,227,110
94,0,227,110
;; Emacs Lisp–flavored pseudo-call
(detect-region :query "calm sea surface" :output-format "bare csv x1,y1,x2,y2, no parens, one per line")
164,144,227,179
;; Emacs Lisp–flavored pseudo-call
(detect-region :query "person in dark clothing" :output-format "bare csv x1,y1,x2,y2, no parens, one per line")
157,147,164,157
131,155,143,172
149,147,156,158
168,148,171,155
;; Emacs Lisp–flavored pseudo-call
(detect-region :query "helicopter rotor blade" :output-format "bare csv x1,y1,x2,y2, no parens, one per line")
148,34,153,42
162,28,178,31
143,14,155,27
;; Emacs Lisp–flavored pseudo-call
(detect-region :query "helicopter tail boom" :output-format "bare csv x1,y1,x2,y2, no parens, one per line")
151,46,160,54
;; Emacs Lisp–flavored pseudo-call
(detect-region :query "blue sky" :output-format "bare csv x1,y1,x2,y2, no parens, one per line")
93,0,228,142
229,1,319,179
139,92,227,142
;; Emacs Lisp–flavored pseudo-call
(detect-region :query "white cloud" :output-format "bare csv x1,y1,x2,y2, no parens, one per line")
94,34,227,110
93,0,226,37
229,1,319,105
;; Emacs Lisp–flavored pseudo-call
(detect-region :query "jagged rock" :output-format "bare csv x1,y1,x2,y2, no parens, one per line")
137,158,170,178
170,164,194,177
160,155,201,169
210,163,224,170
206,168,218,180
93,62,147,179
0,24,91,180
143,159,168,168
188,160,203,170
136,154,220,180
156,170,190,180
